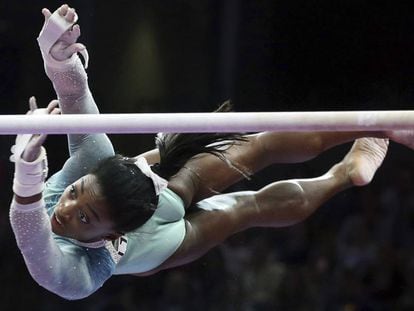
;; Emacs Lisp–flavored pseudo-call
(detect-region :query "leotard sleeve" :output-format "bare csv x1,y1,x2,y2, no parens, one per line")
10,199,116,300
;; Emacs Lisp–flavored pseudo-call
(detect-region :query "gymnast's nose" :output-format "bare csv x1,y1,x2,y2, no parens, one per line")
57,201,76,222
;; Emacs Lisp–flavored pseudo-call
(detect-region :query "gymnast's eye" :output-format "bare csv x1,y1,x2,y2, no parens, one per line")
78,209,89,224
69,185,76,198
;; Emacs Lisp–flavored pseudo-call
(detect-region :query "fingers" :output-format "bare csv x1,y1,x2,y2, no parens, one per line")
61,24,81,45
66,8,77,23
29,96,38,112
63,43,86,59
58,4,69,16
72,24,81,39
42,8,52,21
49,106,61,115
27,97,61,115
35,134,49,147
58,4,77,23
46,101,61,115
44,4,77,25
50,107,61,115
46,99,59,114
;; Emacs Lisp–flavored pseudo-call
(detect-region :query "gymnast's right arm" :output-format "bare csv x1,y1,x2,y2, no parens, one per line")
9,110,114,300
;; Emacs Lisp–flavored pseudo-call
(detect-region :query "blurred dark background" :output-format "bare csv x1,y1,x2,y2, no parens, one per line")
1,0,414,310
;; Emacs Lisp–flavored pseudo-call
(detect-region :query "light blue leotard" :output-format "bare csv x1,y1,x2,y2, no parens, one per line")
44,171,186,275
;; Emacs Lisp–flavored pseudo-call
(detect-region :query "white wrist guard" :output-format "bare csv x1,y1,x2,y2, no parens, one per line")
13,147,48,197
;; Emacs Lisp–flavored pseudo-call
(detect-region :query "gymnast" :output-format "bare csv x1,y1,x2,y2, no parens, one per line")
9,4,411,300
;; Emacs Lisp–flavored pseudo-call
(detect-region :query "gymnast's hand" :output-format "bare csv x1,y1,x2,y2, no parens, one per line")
41,4,86,62
10,97,61,163
10,97,60,199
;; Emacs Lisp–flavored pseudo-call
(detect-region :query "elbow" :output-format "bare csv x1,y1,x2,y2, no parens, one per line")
59,292,91,301
30,272,95,301
47,284,94,301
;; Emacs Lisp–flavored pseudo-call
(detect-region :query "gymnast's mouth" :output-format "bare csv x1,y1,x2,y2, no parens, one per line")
53,212,64,226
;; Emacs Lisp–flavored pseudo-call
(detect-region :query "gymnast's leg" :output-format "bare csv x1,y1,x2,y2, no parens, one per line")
140,137,388,274
172,131,388,202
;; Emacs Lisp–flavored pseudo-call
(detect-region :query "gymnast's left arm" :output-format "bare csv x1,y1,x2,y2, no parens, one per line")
9,101,114,300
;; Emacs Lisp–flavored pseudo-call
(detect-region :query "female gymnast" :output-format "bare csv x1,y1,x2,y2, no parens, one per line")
9,4,409,300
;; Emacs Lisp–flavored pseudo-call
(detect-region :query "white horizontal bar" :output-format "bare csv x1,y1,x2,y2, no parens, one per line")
0,111,412,134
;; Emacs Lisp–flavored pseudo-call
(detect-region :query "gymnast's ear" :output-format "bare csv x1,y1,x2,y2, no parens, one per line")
104,232,122,241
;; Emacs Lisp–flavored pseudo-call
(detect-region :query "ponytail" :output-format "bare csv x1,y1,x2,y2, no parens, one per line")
153,101,247,179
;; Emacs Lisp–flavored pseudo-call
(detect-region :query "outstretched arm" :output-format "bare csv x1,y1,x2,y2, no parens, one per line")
38,4,114,183
10,99,114,300
39,5,92,111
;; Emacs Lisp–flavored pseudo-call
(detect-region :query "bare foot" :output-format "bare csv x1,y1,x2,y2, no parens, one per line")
342,138,389,186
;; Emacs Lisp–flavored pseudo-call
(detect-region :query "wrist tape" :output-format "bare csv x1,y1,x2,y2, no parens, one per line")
13,147,48,197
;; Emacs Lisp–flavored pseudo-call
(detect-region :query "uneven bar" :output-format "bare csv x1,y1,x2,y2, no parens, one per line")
0,111,412,134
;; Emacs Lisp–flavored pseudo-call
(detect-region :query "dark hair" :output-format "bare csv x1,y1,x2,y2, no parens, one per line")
92,101,247,233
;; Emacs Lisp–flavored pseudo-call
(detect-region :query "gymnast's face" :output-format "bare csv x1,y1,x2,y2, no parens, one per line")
51,174,120,243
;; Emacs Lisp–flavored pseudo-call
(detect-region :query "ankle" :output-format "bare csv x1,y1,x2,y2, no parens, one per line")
328,162,353,190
